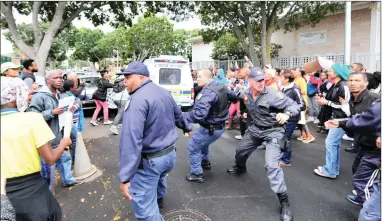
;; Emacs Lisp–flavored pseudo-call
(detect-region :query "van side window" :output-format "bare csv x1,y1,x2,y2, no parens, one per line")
159,68,181,85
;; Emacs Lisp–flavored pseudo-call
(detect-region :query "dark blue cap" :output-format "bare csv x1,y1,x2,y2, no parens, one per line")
122,61,150,77
248,67,265,81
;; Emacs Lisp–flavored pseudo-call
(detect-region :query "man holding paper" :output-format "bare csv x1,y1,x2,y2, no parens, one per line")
28,70,81,189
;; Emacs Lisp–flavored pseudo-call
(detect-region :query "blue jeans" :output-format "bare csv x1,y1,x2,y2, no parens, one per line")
281,121,298,164
129,150,176,221
359,182,381,221
56,150,76,186
322,127,345,178
70,122,78,161
188,125,225,175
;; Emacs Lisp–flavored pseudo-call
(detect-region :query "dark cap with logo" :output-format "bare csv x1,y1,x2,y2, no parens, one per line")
248,67,265,81
122,61,150,77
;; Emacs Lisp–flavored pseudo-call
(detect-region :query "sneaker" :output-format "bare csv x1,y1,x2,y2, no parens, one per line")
307,116,314,122
342,134,354,141
352,190,357,196
314,168,336,179
280,161,292,167
109,126,119,135
235,135,242,140
117,124,122,129
104,120,113,125
90,120,98,126
313,118,320,124
346,195,361,205
63,179,84,187
302,136,315,143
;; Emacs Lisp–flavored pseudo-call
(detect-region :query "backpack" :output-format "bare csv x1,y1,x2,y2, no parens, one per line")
113,77,126,93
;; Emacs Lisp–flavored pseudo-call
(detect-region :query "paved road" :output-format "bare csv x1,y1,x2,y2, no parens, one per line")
56,122,360,221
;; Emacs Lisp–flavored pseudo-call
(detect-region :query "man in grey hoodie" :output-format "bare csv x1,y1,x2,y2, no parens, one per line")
28,70,79,188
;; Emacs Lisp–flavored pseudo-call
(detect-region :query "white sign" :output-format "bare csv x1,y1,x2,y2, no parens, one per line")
299,30,327,45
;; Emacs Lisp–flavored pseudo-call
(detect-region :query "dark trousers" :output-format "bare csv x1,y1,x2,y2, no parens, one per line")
353,154,380,203
281,121,298,164
240,117,248,136
352,148,364,174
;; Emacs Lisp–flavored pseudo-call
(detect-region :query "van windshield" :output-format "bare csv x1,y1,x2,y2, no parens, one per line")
159,68,181,85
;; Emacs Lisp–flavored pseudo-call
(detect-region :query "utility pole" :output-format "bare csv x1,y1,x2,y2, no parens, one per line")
344,2,352,64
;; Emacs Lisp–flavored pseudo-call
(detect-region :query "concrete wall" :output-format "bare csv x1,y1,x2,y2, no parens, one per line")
191,41,214,62
272,8,372,57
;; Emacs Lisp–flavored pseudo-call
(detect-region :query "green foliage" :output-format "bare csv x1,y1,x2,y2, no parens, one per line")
3,23,77,62
71,28,105,64
212,33,245,59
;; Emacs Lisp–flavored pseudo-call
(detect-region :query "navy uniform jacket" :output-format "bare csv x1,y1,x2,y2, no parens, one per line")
242,86,300,138
118,80,192,183
184,80,238,125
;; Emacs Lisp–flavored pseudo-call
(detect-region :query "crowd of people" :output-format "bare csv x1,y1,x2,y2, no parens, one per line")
1,57,380,221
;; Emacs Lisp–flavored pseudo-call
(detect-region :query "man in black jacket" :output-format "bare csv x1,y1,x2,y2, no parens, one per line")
314,63,352,179
325,72,380,205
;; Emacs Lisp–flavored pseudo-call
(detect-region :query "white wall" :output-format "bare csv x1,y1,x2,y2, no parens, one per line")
191,41,214,62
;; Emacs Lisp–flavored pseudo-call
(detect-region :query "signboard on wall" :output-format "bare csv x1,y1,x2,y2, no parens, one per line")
299,30,327,45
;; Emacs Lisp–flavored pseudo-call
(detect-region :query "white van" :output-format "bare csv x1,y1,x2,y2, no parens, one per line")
144,55,195,111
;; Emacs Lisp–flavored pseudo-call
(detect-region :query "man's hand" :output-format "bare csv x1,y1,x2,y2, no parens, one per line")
276,113,289,125
242,113,248,119
324,120,339,129
60,137,72,148
377,137,381,149
52,107,65,115
184,132,192,138
338,96,346,105
316,97,328,106
120,182,132,200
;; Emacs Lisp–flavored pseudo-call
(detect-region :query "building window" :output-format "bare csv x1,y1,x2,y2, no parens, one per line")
159,68,181,85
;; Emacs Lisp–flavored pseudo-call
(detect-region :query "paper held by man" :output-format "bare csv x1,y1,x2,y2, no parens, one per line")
58,96,75,133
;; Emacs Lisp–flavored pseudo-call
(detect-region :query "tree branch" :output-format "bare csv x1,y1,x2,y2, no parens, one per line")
60,2,87,30
1,1,35,58
267,1,281,30
280,2,300,21
32,1,43,51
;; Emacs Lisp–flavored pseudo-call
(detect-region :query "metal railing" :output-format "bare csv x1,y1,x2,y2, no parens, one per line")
190,52,381,72
270,52,381,72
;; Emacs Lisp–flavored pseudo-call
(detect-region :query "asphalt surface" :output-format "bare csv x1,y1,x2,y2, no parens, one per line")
55,121,360,221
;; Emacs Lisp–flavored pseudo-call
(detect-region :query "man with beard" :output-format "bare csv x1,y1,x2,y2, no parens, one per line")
21,59,38,89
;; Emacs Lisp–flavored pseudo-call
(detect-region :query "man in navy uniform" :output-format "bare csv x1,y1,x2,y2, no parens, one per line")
227,68,300,221
184,69,239,183
118,62,192,221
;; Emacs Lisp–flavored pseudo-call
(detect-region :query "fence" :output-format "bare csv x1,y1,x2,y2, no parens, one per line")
190,52,380,73
270,52,380,72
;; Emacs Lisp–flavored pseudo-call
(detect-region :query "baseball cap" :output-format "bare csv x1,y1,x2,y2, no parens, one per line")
1,62,23,74
248,67,265,81
122,61,150,77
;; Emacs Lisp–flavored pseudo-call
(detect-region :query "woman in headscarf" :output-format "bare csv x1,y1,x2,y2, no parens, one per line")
214,68,228,85
1,77,71,221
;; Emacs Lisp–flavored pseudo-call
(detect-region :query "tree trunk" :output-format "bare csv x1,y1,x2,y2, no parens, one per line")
265,26,274,65
260,2,268,66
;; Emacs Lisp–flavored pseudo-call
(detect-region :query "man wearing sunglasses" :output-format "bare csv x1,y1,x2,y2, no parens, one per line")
227,67,300,221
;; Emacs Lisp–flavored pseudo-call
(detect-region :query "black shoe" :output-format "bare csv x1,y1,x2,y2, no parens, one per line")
157,198,164,209
201,160,211,170
185,173,204,183
345,147,357,153
277,192,293,221
227,165,247,174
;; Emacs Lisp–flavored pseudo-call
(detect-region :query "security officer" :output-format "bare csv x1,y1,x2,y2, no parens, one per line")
118,62,192,221
226,68,299,221
184,69,239,183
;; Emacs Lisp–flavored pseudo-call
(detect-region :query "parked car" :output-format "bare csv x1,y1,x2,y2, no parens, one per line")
79,75,99,110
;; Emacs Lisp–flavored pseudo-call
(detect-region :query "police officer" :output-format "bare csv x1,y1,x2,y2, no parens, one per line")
184,69,239,183
118,62,192,220
226,68,299,221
